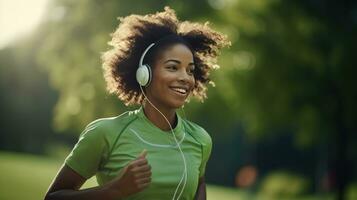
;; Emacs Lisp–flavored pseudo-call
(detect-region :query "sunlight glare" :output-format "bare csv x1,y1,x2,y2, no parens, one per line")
0,0,49,49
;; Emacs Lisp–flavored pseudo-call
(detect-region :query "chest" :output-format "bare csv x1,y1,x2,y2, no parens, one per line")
97,128,203,199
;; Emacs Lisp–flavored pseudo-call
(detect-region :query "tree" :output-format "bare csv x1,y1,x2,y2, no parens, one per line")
201,0,356,199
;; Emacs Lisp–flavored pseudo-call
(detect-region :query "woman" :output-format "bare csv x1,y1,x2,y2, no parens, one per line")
45,7,229,200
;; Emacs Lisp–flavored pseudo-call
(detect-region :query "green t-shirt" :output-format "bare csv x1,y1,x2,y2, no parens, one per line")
65,107,212,200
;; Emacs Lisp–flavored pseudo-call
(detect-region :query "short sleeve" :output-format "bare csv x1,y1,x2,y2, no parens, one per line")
199,131,212,178
65,121,108,179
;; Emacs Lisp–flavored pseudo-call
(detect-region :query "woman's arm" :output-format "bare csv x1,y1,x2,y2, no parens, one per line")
44,164,119,200
45,150,151,200
194,176,207,200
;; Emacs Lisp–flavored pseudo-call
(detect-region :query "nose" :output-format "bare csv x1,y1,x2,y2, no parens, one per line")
178,69,191,83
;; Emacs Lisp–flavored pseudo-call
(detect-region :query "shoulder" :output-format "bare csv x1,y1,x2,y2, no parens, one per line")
182,119,212,146
80,109,140,138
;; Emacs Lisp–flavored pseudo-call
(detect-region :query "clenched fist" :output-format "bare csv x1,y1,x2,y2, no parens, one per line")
104,149,152,198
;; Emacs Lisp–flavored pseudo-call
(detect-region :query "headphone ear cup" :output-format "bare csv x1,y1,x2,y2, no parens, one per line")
136,64,152,86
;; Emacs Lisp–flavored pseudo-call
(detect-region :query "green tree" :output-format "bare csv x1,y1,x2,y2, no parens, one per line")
0,39,58,153
201,1,356,199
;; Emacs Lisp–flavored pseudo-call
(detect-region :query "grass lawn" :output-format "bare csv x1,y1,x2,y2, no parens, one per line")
1,151,339,200
0,151,246,200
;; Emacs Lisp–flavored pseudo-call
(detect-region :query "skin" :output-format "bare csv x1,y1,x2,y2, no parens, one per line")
143,43,195,131
44,43,207,200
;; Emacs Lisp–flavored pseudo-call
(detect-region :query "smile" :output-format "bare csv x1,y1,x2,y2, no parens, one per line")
170,87,188,95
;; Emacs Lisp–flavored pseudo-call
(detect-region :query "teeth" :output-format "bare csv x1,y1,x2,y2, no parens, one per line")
172,88,187,94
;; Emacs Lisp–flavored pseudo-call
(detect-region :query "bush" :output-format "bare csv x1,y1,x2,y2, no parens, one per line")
257,170,310,199
347,182,357,200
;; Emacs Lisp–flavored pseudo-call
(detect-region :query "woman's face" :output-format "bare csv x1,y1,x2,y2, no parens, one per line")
145,43,195,110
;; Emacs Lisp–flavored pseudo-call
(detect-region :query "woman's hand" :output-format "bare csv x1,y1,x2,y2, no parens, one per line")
104,149,152,198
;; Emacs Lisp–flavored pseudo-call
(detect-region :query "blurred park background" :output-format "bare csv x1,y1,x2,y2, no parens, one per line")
0,0,356,199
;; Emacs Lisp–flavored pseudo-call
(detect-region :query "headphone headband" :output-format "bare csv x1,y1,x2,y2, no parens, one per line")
139,43,156,67
139,35,187,67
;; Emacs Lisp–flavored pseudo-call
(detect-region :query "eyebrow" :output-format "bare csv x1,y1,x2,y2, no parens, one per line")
164,59,194,65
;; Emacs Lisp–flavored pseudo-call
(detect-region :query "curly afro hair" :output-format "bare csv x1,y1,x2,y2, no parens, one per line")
102,6,230,106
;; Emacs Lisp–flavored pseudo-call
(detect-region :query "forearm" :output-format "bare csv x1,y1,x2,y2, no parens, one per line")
194,177,207,200
44,185,120,200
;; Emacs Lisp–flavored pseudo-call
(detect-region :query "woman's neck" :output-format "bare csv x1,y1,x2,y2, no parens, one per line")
142,102,177,132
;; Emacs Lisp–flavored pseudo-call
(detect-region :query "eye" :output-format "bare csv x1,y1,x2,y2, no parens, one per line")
166,65,177,71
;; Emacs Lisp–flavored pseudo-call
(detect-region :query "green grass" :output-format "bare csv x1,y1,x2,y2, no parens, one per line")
0,151,59,200
0,151,244,200
0,151,99,200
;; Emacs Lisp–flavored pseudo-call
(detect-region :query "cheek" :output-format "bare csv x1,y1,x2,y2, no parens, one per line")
189,77,196,90
150,74,168,92
150,69,163,84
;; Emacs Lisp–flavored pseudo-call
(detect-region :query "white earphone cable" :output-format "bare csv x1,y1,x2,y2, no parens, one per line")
139,86,187,200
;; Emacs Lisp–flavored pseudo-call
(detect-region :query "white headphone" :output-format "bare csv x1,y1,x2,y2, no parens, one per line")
136,43,155,87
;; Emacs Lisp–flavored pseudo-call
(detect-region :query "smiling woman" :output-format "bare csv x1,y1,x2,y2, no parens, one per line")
45,6,230,200
0,0,49,49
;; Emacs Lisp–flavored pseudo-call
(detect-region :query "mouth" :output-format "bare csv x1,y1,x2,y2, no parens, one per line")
170,86,189,96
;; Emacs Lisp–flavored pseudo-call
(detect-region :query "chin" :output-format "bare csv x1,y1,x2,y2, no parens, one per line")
168,99,186,109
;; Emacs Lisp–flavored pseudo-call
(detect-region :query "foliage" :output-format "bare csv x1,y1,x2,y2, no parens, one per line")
36,0,357,150
0,38,57,153
346,183,357,200
257,171,310,198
